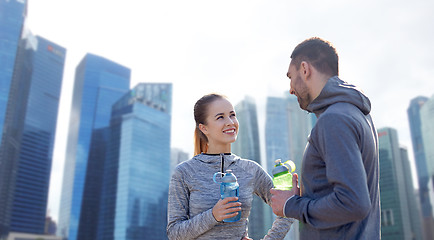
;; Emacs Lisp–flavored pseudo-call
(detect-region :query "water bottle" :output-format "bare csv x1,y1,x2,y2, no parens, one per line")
213,169,241,222
272,159,296,190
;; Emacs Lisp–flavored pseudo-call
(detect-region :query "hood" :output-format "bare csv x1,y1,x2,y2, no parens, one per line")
306,76,371,116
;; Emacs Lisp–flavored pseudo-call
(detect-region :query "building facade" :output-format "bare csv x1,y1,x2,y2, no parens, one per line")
58,54,131,240
421,95,434,176
97,83,172,240
400,147,424,240
265,94,314,177
7,232,62,240
408,96,434,239
0,0,27,236
10,33,65,234
0,1,66,235
265,93,315,240
378,128,413,240
232,96,272,240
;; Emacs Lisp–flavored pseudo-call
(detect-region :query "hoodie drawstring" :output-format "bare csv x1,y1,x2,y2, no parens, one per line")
220,153,224,177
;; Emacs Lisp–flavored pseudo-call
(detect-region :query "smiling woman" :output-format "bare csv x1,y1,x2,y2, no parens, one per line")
166,93,294,240
194,94,239,155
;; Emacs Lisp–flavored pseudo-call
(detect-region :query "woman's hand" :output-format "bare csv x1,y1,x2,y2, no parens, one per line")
212,197,241,222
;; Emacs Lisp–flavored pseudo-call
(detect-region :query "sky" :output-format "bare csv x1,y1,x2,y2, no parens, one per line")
25,0,434,222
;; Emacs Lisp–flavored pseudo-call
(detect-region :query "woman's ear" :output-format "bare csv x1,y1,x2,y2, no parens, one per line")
198,123,207,135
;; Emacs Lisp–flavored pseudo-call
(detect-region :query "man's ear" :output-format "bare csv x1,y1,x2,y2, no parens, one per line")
198,123,207,135
300,61,311,81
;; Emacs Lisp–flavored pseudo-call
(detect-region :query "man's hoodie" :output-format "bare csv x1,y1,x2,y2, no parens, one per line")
284,76,380,240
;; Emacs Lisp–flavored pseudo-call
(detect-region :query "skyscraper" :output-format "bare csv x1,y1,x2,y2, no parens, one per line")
265,97,290,173
421,95,434,176
58,54,131,240
408,96,434,239
400,147,424,240
0,1,66,236
0,0,27,142
232,96,271,240
265,94,314,177
0,0,27,236
97,83,172,240
10,33,66,234
378,127,413,240
265,93,315,240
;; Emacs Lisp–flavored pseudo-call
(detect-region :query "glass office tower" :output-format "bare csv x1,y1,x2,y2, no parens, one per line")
0,0,27,236
58,54,130,240
265,94,314,177
0,1,66,236
265,97,290,172
421,95,434,176
0,0,27,141
265,93,315,240
265,93,316,178
97,83,172,240
408,97,431,212
378,128,413,240
9,33,66,234
232,96,271,240
420,95,434,240
408,96,434,239
400,147,424,240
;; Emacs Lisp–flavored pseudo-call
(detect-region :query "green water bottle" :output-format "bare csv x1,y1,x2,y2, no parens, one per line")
272,159,296,190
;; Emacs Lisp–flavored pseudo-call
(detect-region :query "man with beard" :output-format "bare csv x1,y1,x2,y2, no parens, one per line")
270,37,380,240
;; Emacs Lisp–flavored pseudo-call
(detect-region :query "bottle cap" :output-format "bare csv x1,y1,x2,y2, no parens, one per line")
222,170,237,183
272,159,296,175
272,163,289,176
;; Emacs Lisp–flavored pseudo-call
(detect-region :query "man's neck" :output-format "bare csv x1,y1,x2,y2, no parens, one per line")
309,73,332,101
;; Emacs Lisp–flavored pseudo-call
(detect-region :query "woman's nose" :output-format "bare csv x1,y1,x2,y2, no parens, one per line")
226,118,234,125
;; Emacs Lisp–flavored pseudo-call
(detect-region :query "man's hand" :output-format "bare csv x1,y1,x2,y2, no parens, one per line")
270,173,300,217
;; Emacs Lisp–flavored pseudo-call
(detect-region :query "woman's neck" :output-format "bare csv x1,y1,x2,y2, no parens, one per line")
206,144,231,154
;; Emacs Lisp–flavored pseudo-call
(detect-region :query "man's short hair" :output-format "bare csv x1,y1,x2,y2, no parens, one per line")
290,37,339,76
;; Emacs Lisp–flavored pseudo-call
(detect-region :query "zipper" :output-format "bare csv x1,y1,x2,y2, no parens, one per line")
220,153,224,177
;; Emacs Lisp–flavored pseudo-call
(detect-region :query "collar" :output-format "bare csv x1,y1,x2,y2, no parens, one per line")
194,153,239,164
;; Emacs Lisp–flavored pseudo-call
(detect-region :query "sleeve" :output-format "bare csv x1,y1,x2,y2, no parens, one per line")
284,113,371,229
253,163,294,239
166,165,219,240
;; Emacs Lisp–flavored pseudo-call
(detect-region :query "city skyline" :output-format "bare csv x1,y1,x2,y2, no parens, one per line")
23,0,434,222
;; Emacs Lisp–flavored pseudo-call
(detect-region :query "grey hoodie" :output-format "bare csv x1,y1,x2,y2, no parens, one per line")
283,76,380,240
167,153,293,240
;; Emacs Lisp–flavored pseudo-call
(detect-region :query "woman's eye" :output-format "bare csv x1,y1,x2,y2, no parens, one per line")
217,116,223,120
